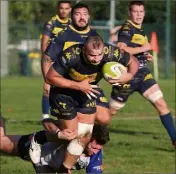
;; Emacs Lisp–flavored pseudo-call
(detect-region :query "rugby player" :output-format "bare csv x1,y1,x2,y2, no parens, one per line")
109,1,176,147
41,3,111,130
0,116,109,173
41,1,72,121
44,35,139,172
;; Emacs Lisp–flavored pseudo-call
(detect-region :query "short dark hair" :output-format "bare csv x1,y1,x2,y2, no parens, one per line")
92,124,110,145
84,35,104,50
57,1,71,7
129,1,145,11
71,3,90,17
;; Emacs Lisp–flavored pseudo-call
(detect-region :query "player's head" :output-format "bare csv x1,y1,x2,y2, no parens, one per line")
71,3,90,31
83,36,104,65
57,1,72,19
128,1,145,25
85,124,110,156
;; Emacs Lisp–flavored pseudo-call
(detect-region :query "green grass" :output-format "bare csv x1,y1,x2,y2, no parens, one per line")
1,76,176,173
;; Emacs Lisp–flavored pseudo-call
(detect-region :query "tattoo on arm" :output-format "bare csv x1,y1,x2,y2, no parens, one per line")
42,55,52,63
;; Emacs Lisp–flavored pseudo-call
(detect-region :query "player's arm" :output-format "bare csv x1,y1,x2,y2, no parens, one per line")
117,42,152,55
117,24,152,54
110,25,122,36
108,50,139,85
41,53,53,81
41,21,56,80
46,51,99,96
41,21,54,53
42,118,77,141
41,35,51,53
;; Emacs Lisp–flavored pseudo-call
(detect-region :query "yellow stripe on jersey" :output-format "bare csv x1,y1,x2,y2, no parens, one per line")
127,20,141,29
52,27,64,35
63,42,80,51
69,68,98,82
56,15,70,23
69,25,90,34
131,34,148,45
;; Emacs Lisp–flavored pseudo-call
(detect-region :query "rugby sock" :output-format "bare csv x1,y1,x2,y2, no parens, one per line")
34,130,48,145
42,95,50,115
160,113,176,143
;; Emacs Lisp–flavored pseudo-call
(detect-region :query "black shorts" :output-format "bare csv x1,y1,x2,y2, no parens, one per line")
17,134,32,161
111,67,156,102
49,88,96,120
95,87,109,108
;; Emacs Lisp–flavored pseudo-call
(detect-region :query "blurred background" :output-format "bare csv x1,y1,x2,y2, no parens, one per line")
1,0,175,79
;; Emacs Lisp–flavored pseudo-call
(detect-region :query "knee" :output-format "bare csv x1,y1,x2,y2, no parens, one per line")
43,90,49,97
109,98,125,115
96,109,111,125
154,98,169,114
97,115,111,125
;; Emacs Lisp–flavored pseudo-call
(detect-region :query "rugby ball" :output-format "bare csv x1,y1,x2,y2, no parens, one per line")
102,62,127,81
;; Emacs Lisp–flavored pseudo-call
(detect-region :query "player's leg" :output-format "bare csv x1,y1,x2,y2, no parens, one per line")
56,95,95,172
95,88,111,125
109,84,134,115
42,82,50,119
0,115,22,155
139,71,176,146
0,115,6,136
0,115,19,154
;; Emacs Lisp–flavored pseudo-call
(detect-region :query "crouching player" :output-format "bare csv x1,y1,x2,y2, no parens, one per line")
0,115,109,173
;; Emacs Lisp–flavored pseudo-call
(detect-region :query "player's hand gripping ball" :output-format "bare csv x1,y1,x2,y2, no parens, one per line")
102,62,127,81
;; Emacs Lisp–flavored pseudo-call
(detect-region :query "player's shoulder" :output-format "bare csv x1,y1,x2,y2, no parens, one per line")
104,43,120,55
46,14,58,25
121,20,132,32
89,28,98,35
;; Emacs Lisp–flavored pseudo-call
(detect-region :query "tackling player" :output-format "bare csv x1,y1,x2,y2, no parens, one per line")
41,1,72,121
45,35,139,172
0,115,109,173
110,1,176,147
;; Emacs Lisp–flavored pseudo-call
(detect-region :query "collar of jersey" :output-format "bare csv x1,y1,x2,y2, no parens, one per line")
69,25,90,34
127,20,141,29
56,15,69,23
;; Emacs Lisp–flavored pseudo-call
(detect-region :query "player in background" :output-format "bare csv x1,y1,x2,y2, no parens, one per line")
41,1,72,121
0,115,109,173
109,25,122,46
109,1,176,147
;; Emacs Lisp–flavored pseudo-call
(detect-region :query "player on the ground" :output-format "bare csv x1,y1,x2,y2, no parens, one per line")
44,35,138,172
41,1,72,120
0,115,109,173
109,1,176,147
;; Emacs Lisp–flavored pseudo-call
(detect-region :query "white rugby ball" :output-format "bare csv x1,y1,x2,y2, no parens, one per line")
102,62,127,81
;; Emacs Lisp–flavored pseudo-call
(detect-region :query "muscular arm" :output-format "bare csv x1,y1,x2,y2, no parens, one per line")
127,54,139,77
117,42,152,55
42,118,60,134
41,53,53,81
46,66,83,91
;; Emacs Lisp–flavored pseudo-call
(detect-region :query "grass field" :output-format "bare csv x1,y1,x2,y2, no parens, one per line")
1,76,176,173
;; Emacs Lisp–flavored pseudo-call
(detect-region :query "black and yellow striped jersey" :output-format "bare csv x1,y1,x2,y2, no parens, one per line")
43,14,71,39
118,20,148,67
45,25,98,61
52,43,130,86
